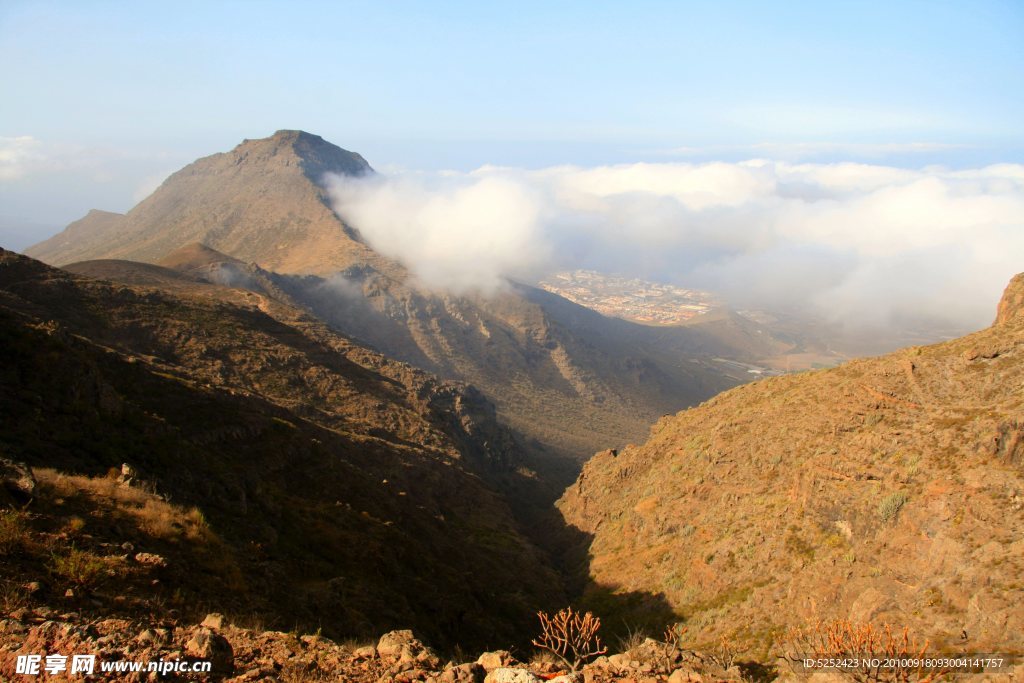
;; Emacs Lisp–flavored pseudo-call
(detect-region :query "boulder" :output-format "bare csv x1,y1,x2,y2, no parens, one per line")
477,650,513,671
354,645,377,660
0,458,36,505
377,629,418,658
483,669,543,683
377,629,440,669
668,669,703,683
201,613,226,630
550,673,583,683
441,663,484,683
185,627,234,677
134,552,168,567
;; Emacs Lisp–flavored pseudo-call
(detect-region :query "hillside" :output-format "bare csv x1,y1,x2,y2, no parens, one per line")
0,248,565,650
558,273,1024,657
26,131,747,464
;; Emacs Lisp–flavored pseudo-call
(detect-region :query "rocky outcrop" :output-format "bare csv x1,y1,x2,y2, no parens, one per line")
996,272,1024,325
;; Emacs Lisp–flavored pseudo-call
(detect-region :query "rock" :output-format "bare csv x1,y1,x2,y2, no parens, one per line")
668,670,703,683
354,645,377,659
606,653,633,670
477,651,513,671
119,463,137,486
376,629,439,668
996,272,1024,325
134,552,167,567
550,673,583,683
483,668,543,683
0,457,36,505
138,629,157,644
24,581,41,594
377,629,418,658
440,662,485,683
64,588,75,598
201,613,226,629
185,628,234,677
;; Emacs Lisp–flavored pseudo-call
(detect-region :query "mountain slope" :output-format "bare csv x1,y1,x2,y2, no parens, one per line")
558,274,1024,656
0,248,564,649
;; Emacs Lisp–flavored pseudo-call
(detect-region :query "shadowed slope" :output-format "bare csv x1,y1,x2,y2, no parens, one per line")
0,248,565,649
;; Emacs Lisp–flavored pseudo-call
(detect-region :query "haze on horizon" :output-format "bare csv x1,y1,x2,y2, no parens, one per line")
2,0,1022,337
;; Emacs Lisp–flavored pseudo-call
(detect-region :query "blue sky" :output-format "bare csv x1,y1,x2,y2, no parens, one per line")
1,0,1023,239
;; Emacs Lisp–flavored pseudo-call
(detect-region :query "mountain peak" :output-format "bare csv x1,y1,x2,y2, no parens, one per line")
25,131,379,274
234,130,373,181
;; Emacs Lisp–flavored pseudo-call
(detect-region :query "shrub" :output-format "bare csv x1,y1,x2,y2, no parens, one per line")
0,510,30,555
878,492,909,523
784,619,944,682
532,607,608,672
617,623,649,653
49,547,113,588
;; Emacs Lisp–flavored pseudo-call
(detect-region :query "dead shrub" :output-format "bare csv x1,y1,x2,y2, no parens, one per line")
532,607,608,672
784,619,945,682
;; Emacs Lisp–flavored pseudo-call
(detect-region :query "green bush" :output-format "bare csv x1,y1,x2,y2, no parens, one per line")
0,510,30,555
878,491,909,523
49,547,113,588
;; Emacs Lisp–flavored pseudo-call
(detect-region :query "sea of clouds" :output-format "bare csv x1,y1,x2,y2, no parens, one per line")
326,160,1024,333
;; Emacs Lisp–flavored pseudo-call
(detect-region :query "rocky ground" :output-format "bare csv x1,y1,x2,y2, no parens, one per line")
3,609,1020,682
0,609,771,683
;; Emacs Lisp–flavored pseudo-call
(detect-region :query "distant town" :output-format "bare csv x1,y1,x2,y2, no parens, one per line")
537,270,719,325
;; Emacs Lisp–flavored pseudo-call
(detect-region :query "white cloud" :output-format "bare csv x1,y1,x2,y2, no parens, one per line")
328,172,550,294
0,136,45,180
664,141,972,161
326,160,1024,332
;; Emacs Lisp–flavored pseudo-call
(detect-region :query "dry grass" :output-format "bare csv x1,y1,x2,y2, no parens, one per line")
48,546,122,588
35,469,214,543
0,509,30,555
0,578,30,612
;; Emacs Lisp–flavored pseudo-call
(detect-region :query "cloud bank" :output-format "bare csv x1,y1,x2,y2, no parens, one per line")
326,160,1024,333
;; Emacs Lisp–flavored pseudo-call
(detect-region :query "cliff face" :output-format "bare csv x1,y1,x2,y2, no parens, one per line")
558,273,1024,655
